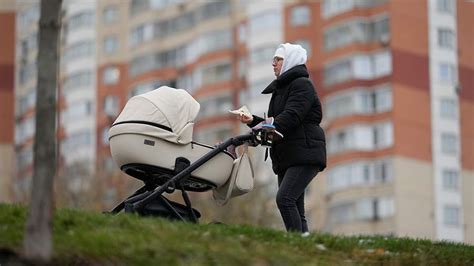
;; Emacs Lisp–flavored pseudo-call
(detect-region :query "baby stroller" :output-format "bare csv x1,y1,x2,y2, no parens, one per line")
108,86,274,223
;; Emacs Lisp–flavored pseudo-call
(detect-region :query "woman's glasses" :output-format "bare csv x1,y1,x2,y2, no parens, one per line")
272,57,283,64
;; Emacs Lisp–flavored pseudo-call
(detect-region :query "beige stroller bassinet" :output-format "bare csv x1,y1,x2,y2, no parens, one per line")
108,86,260,222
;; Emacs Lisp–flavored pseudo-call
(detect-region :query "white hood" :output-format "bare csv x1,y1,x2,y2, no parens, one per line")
111,86,200,144
275,43,308,76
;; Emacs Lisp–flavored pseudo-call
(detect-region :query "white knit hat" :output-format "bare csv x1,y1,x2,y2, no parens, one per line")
274,46,285,59
275,43,307,75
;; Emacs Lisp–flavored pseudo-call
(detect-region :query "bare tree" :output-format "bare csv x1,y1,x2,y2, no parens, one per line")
56,160,96,209
23,0,63,261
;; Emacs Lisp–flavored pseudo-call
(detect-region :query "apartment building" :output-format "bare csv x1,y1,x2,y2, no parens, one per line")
93,0,248,207
7,0,473,243
0,0,16,202
285,0,474,243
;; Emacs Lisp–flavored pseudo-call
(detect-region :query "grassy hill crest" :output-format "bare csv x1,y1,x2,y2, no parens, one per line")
0,204,473,265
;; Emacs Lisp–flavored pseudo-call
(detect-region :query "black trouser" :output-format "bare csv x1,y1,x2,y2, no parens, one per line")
276,165,319,232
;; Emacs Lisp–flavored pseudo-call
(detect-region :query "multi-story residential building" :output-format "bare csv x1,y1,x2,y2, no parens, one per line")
242,0,284,184
94,0,246,208
291,0,474,244
0,0,16,202
6,0,473,244
58,0,99,203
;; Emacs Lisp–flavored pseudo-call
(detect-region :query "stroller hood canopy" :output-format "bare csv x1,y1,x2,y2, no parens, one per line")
112,86,200,144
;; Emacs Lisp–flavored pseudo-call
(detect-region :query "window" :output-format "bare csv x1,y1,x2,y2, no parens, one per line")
194,124,233,144
129,23,154,47
377,197,395,219
290,6,310,26
374,86,392,112
373,160,392,183
322,0,354,18
103,67,120,85
104,95,119,117
329,196,394,224
322,0,387,19
440,98,457,119
63,71,92,91
353,55,372,79
68,11,94,31
129,54,155,77
441,133,458,154
65,101,92,119
198,93,233,118
442,169,459,190
103,35,119,54
324,59,352,85
437,0,454,14
63,41,94,62
198,0,230,21
438,63,457,84
250,46,275,65
62,131,92,152
130,0,150,15
249,12,281,34
373,51,392,76
328,122,392,155
438,28,455,49
129,80,162,97
444,206,460,226
373,122,393,149
324,16,390,51
202,62,232,85
324,51,392,86
326,159,393,193
103,5,118,24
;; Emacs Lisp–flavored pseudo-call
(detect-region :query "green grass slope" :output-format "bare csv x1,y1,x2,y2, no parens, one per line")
0,204,473,265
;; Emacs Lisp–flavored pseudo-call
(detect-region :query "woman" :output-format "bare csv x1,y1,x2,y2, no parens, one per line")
238,43,326,234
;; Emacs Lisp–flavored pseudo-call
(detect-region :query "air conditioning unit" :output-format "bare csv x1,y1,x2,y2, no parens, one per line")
455,83,462,95
379,34,390,46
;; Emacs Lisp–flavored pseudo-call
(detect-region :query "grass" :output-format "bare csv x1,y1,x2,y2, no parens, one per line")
0,204,473,265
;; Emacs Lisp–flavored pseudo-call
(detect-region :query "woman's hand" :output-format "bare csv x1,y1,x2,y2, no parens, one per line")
238,113,253,124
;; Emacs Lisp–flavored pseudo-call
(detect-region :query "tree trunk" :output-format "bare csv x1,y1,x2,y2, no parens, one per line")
23,0,62,262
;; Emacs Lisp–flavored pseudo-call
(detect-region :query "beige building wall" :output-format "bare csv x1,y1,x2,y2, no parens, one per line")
306,171,327,231
0,147,14,202
393,157,435,239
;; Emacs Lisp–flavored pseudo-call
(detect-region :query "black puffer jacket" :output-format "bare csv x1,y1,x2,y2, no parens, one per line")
249,64,326,174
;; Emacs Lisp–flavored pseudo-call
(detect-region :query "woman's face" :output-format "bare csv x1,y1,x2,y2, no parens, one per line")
272,56,284,77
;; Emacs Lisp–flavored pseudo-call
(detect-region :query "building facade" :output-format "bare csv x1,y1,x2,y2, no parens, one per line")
293,0,474,244
6,0,473,244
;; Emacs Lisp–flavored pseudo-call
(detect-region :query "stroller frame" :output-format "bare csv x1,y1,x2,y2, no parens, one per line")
109,133,256,223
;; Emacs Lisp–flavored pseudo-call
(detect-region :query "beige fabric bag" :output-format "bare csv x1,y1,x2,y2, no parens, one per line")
212,145,254,205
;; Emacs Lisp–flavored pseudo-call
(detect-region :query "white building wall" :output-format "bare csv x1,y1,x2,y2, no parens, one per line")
427,0,463,242
61,0,97,169
242,1,284,184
